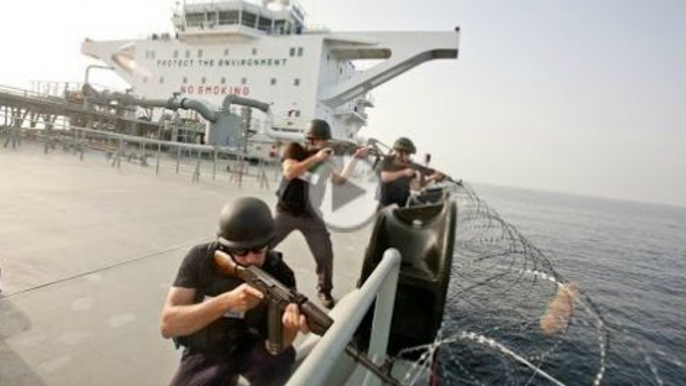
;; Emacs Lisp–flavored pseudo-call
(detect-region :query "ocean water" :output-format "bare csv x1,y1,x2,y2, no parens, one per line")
432,184,686,385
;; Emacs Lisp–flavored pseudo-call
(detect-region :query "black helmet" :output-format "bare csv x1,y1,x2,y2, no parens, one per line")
305,119,332,140
217,197,275,249
393,137,416,154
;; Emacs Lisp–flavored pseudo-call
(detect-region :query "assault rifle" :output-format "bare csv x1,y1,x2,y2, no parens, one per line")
399,160,462,185
214,250,333,355
215,250,403,385
325,139,364,156
366,138,463,186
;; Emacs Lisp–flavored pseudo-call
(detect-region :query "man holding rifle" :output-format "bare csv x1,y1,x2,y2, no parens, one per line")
160,197,310,386
378,137,444,208
273,119,367,309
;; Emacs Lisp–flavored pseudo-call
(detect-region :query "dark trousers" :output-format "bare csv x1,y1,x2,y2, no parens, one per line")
272,210,334,293
169,343,295,386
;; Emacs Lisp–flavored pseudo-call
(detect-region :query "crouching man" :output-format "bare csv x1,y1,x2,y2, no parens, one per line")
161,197,309,386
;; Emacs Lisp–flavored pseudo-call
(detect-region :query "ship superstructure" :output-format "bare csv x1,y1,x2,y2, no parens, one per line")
82,0,459,147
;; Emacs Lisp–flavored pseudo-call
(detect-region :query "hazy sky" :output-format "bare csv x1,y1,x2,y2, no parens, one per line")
1,0,685,207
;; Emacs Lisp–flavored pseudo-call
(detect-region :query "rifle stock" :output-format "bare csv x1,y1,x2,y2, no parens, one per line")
214,250,333,354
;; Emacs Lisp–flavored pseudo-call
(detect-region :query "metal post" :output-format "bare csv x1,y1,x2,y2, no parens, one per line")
212,147,218,181
156,124,163,175
114,138,123,168
78,127,85,161
192,149,201,182
43,114,53,154
175,145,181,173
258,158,269,190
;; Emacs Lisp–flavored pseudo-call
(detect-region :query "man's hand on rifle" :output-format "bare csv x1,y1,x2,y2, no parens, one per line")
403,168,417,178
281,303,310,348
314,147,334,162
228,283,263,312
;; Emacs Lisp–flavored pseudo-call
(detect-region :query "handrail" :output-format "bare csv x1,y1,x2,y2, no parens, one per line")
287,248,401,386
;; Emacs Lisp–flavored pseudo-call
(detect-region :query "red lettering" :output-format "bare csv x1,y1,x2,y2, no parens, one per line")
242,87,250,95
220,86,227,94
188,86,195,94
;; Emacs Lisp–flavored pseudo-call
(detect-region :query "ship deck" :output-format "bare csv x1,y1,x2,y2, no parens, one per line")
0,142,372,385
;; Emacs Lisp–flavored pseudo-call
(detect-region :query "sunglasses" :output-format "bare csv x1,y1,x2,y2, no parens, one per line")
228,245,268,257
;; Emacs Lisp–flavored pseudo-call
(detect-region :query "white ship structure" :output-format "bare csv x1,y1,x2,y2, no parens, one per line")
81,0,459,154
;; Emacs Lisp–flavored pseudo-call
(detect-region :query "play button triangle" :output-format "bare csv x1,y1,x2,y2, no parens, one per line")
331,179,367,212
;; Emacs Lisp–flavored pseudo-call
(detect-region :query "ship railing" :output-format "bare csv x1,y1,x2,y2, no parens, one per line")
0,108,280,188
289,248,401,386
0,84,40,98
0,82,125,106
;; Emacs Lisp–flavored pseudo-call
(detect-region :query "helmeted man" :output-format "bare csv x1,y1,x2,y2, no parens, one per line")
378,137,443,208
272,119,367,309
161,197,309,386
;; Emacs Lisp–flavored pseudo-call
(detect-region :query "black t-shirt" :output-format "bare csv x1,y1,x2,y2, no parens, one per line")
378,156,413,207
173,242,296,353
276,142,332,216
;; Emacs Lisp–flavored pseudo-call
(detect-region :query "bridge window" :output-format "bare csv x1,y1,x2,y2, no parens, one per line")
224,48,229,56
207,12,218,26
219,10,239,25
185,50,190,58
173,50,179,58
183,77,188,84
297,47,303,57
294,78,300,86
242,12,257,27
258,16,272,32
289,47,295,57
159,77,164,84
241,77,247,85
201,77,206,84
274,19,286,34
198,49,203,59
252,48,258,55
186,12,205,27
221,77,226,84
270,78,277,85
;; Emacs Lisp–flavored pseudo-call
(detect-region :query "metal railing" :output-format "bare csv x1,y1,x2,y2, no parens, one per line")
288,248,401,386
0,109,281,188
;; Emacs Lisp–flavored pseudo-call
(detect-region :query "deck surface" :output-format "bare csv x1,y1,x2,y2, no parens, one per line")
0,142,372,386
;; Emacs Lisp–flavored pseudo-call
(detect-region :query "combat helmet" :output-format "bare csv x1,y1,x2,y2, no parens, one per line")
393,137,416,154
305,119,332,141
217,197,275,250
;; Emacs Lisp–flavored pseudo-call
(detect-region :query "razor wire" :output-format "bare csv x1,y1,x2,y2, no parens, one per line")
392,182,675,386
3,110,681,384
